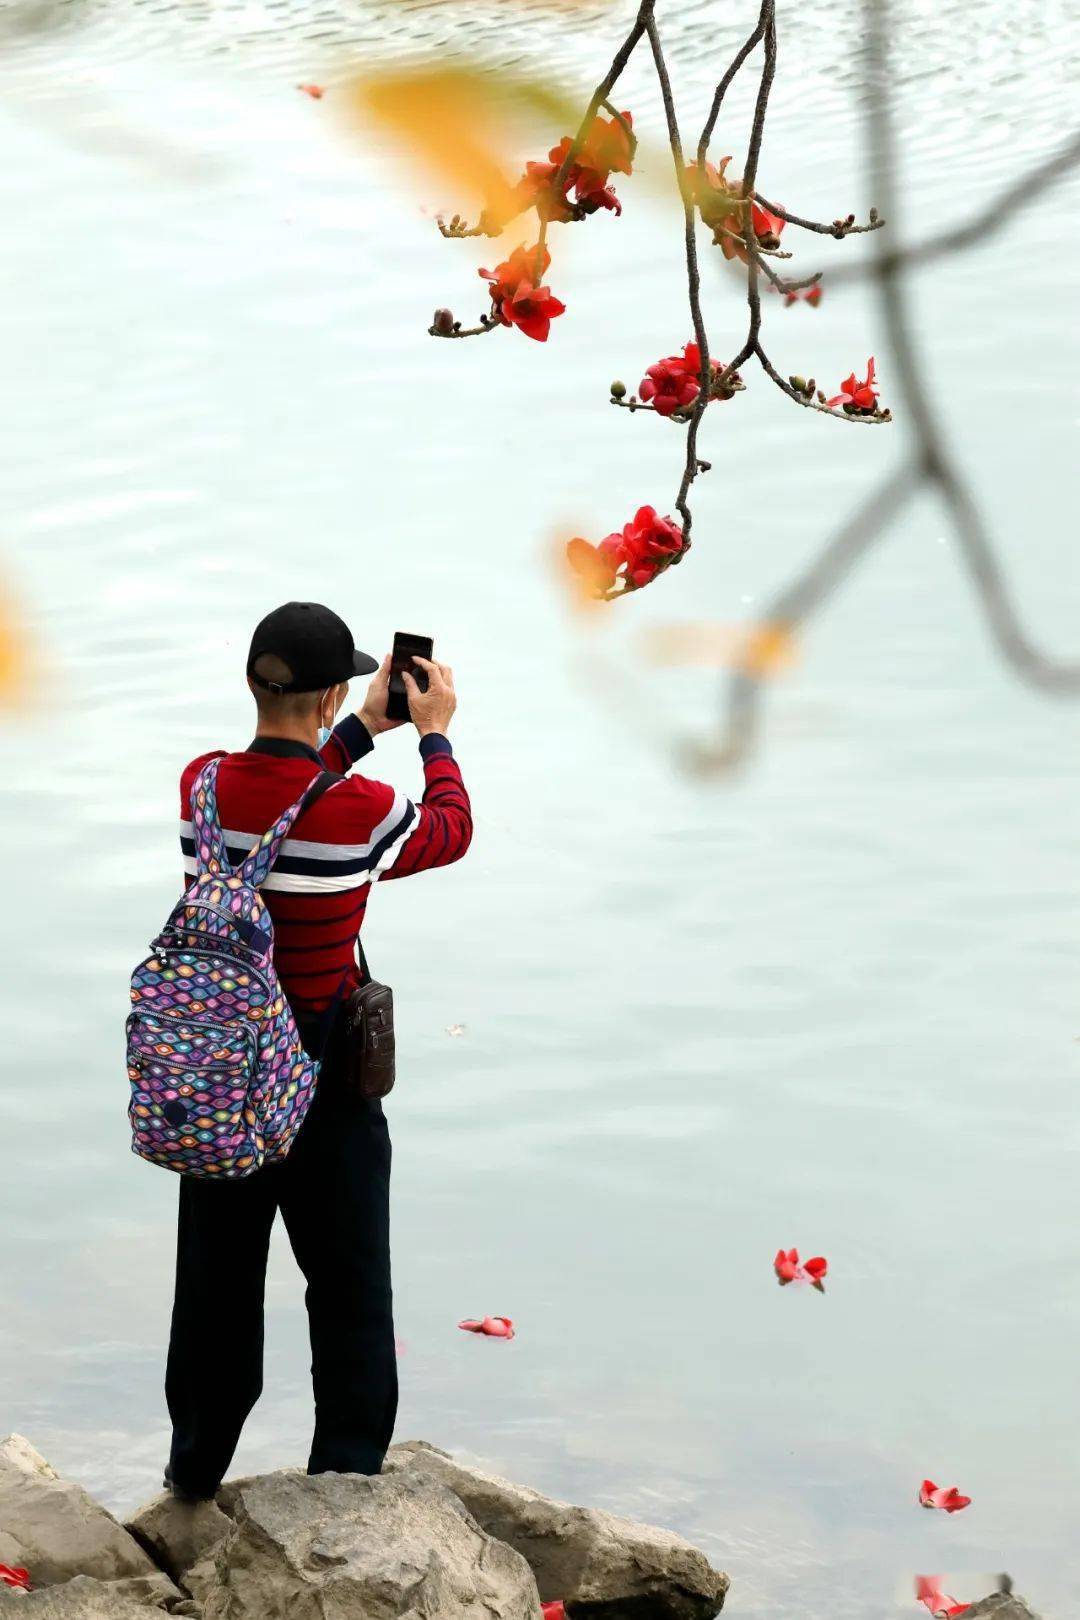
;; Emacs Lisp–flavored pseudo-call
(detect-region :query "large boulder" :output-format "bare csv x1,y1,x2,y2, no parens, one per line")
0,1436,159,1589
186,1468,541,1620
125,1493,233,1588
0,1575,172,1616
386,1441,729,1618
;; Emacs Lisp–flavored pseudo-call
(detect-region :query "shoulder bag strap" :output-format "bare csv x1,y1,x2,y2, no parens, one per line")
236,767,341,889
265,769,369,1061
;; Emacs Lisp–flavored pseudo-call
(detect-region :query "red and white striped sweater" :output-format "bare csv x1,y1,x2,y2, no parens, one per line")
180,717,472,1016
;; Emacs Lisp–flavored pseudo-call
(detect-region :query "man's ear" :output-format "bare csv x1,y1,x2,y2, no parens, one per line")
335,681,349,714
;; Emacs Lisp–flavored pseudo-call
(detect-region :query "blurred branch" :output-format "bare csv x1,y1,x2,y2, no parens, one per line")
708,0,1080,771
827,129,1080,285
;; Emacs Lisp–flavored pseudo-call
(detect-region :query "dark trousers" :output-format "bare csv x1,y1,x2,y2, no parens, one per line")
165,1021,396,1496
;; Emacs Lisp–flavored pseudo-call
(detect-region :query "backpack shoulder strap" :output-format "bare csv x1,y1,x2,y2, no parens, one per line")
189,758,233,878
237,769,343,889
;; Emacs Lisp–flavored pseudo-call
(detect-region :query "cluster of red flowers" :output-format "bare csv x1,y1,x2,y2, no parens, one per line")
567,505,688,597
684,156,785,260
828,356,879,413
774,1248,828,1291
638,341,740,416
479,244,566,342
513,110,635,224
472,113,634,342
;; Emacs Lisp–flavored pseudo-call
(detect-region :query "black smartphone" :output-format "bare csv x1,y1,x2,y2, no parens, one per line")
386,631,434,723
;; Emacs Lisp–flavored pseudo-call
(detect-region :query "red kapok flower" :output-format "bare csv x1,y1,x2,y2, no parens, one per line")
637,342,740,416
639,356,700,417
685,156,742,229
517,159,579,224
774,1248,828,1291
541,1604,567,1620
297,83,324,99
0,1567,32,1593
566,507,686,597
459,1315,515,1339
915,1576,970,1618
919,1480,972,1514
574,169,623,216
616,505,687,588
750,200,785,248
479,243,565,342
579,109,634,177
827,356,878,411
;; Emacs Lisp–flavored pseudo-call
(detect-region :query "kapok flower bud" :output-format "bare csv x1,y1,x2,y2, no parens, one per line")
432,308,455,336
610,380,627,399
789,375,807,394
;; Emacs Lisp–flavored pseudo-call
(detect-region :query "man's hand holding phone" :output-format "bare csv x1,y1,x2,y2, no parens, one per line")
356,654,405,737
402,656,456,738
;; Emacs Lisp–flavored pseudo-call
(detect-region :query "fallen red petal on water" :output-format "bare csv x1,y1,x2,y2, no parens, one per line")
297,83,325,99
0,1567,32,1593
915,1575,970,1617
919,1480,972,1513
774,1248,828,1289
459,1316,515,1339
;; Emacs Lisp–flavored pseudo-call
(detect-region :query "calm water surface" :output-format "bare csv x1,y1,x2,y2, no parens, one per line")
0,1,1077,1616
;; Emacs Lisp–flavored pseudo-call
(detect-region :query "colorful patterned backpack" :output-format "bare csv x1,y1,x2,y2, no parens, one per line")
126,758,341,1178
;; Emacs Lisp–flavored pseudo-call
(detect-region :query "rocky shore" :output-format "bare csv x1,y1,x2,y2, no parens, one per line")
0,1433,1037,1618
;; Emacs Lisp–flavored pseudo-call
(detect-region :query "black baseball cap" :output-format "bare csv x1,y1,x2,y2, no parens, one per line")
247,602,379,694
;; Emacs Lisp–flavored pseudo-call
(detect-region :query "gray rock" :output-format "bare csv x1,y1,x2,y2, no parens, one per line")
104,1573,189,1613
0,1574,170,1616
213,1468,302,1519
386,1441,728,1618
965,1598,1039,1619
125,1494,232,1588
0,1437,158,1589
190,1468,540,1620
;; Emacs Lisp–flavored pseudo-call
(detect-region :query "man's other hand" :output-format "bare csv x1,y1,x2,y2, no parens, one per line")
403,657,457,737
357,654,405,737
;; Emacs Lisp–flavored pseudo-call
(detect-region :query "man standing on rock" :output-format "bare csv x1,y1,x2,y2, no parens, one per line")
165,602,471,1500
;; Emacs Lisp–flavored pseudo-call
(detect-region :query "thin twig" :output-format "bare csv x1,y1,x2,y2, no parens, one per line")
754,343,888,422
429,317,501,339
600,99,638,156
712,223,792,258
754,193,883,237
697,12,767,169
645,8,711,541
755,253,823,295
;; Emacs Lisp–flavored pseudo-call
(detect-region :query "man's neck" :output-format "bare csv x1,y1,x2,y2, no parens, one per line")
253,720,319,749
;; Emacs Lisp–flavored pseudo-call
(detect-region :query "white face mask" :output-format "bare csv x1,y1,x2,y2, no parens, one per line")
316,687,334,749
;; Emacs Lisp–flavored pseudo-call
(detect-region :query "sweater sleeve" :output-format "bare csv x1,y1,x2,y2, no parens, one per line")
319,714,375,774
375,735,473,882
